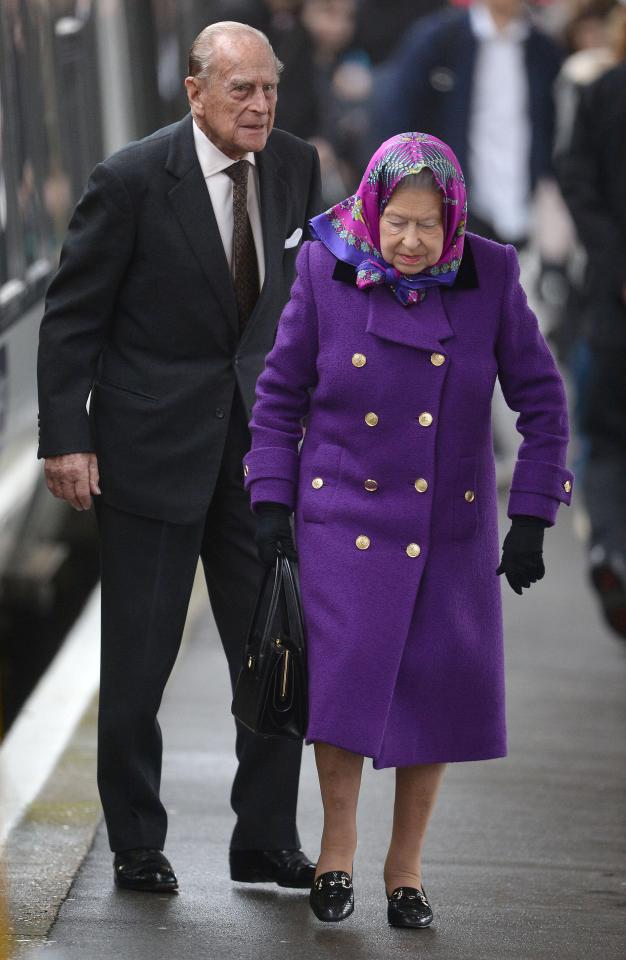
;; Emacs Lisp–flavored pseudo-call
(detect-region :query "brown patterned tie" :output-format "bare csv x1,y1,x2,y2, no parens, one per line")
225,160,260,335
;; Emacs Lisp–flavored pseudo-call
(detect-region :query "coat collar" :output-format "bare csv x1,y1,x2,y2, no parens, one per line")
332,237,479,352
166,114,290,337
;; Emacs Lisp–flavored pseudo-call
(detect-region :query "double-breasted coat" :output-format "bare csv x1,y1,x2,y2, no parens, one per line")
244,234,573,768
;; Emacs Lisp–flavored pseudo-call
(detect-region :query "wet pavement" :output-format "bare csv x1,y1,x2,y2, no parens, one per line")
12,503,626,960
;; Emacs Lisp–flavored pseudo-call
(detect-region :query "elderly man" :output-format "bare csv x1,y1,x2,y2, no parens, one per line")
37,22,321,892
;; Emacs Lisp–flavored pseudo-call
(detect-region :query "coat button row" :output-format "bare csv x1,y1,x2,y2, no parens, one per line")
363,412,434,428
353,352,445,369
312,477,430,493
354,536,422,557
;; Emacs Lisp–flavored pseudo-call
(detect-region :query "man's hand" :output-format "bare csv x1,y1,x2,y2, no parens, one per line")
44,453,101,511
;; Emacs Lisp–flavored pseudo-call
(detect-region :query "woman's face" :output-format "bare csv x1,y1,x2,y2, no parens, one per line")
379,186,444,275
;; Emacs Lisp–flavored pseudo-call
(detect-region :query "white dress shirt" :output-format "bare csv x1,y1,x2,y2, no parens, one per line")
192,119,265,287
468,4,531,242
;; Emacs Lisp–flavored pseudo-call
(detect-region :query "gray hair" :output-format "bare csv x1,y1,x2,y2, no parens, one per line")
188,21,283,81
393,168,440,195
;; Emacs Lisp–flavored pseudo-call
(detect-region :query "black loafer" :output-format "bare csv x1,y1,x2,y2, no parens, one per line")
387,886,433,928
229,848,316,888
113,848,178,893
309,871,354,922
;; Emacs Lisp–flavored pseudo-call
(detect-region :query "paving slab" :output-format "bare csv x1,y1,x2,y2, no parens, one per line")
8,505,626,960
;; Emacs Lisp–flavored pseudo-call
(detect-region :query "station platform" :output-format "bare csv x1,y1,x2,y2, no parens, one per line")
6,504,626,960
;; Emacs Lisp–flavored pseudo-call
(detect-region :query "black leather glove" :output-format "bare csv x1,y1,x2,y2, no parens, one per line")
254,502,297,565
496,516,547,595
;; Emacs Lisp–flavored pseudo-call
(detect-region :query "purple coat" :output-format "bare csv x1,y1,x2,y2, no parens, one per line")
244,235,573,768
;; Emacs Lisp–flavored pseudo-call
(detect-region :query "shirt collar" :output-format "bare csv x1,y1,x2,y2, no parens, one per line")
192,119,256,179
469,3,530,42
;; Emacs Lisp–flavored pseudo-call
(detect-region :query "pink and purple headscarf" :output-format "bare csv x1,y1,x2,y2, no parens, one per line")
310,132,467,306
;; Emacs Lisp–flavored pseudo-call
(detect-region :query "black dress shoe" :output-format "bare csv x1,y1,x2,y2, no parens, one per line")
229,848,316,888
309,871,354,922
113,848,178,893
590,552,626,639
387,886,433,928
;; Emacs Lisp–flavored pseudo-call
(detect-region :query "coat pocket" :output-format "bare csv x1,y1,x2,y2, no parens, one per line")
452,456,479,541
301,443,343,524
96,379,158,403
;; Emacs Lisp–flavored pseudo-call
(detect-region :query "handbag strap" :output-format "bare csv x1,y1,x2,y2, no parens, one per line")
279,554,306,653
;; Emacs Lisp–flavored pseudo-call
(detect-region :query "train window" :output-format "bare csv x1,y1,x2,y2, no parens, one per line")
0,1,106,322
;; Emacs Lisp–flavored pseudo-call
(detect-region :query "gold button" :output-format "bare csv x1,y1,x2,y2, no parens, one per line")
406,543,421,558
356,535,370,550
430,352,445,367
464,490,475,503
364,479,378,492
352,353,367,368
414,478,428,493
312,477,324,489
243,464,249,477
564,480,572,493
365,412,379,427
418,412,433,427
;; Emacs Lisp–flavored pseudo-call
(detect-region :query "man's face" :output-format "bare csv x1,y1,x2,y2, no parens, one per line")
185,38,278,159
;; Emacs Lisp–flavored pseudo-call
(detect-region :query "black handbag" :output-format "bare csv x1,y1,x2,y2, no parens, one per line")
232,552,308,740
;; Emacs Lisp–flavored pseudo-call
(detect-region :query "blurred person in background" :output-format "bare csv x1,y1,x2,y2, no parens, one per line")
37,21,321,894
555,4,626,639
377,0,562,248
301,0,374,195
375,0,563,485
548,0,619,360
354,0,447,65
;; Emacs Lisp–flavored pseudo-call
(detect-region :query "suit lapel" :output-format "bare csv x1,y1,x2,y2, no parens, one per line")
166,115,239,328
239,141,289,346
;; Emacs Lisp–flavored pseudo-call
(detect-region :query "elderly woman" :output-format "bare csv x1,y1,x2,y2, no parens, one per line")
243,133,573,927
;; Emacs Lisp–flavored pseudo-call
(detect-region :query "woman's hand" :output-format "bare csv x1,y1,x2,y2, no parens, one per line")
496,516,547,595
254,502,297,565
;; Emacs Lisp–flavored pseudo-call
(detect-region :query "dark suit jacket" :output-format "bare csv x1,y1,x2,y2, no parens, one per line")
377,9,562,189
555,62,626,349
37,115,321,522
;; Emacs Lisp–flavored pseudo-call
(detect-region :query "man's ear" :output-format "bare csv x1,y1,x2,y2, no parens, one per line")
184,76,203,118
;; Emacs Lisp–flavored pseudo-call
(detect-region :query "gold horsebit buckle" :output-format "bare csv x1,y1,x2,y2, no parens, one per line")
391,887,428,904
315,874,352,891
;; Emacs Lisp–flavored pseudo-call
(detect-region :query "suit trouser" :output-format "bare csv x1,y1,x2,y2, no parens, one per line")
582,346,626,559
95,394,303,852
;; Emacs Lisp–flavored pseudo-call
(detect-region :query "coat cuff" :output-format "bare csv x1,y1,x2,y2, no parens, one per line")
37,414,95,459
248,478,296,512
243,447,300,511
507,459,574,525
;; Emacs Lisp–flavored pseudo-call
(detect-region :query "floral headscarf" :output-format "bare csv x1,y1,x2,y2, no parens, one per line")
309,132,467,306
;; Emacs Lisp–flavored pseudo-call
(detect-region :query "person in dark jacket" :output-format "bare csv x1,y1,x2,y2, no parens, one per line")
37,21,321,893
555,56,626,638
376,0,562,246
